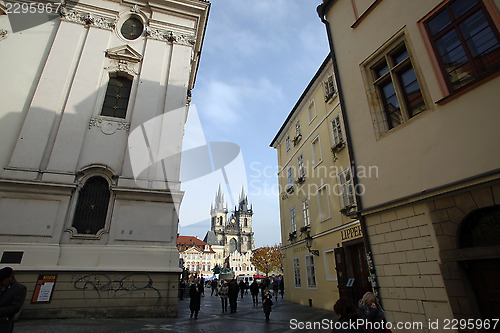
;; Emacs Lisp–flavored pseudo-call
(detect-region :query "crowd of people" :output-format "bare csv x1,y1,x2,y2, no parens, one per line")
180,275,387,330
180,275,284,322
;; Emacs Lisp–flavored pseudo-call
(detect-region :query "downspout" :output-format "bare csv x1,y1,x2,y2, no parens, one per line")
317,3,380,298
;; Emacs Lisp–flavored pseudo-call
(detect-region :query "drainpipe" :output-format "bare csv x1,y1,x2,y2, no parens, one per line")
317,3,380,299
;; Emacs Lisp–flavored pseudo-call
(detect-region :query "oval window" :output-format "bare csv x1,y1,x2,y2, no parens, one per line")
121,17,143,40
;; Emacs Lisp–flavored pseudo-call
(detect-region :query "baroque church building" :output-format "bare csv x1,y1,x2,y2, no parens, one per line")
205,186,255,258
0,0,209,318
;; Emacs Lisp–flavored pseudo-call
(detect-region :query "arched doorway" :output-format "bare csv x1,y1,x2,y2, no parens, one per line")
459,206,500,319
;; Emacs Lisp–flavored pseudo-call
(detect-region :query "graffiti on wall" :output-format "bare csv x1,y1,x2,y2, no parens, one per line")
73,273,162,304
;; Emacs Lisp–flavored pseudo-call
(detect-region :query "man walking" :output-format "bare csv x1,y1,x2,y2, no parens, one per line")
0,267,27,333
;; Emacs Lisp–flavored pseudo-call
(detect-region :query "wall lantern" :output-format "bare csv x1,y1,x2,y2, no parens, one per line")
305,234,319,256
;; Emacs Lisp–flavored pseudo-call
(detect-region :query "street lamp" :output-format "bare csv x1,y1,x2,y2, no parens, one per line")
305,234,319,256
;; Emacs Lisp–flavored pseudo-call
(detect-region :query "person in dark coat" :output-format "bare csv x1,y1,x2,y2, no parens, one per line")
262,287,273,322
189,279,201,319
272,279,279,301
358,292,386,333
211,279,218,296
279,278,284,299
238,280,245,298
228,279,239,313
0,267,27,333
332,298,367,333
179,279,186,300
199,276,205,297
250,280,260,305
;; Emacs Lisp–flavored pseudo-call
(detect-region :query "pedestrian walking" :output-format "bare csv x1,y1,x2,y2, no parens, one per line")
262,287,273,322
358,292,387,333
199,276,205,297
239,280,245,298
211,279,218,296
244,279,249,295
272,279,279,301
219,280,229,313
189,279,201,319
179,279,186,300
0,267,27,333
228,278,239,313
279,277,284,299
250,280,259,305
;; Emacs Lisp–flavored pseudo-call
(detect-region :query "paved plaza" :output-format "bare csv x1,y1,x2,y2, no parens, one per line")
15,292,336,333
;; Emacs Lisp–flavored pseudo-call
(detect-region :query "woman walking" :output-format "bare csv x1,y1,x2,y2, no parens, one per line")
219,280,229,313
262,287,273,322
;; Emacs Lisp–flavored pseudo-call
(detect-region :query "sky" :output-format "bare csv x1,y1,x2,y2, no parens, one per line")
178,0,330,248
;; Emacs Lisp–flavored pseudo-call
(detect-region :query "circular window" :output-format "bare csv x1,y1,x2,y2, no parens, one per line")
120,17,143,40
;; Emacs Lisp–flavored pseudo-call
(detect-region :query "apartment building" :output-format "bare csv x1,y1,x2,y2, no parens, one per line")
318,0,500,328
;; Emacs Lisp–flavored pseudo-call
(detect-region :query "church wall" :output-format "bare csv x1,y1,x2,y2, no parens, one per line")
0,15,59,173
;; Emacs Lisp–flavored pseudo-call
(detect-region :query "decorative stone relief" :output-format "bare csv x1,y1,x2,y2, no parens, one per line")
0,29,8,41
145,26,196,46
105,60,140,76
60,7,116,30
89,117,130,135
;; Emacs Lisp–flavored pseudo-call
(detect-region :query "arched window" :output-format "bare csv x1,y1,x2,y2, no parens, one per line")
219,216,223,225
229,238,237,253
459,206,500,248
72,176,111,234
244,218,247,227
101,75,132,119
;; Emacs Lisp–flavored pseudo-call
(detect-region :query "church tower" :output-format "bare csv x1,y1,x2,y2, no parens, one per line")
207,185,254,256
210,184,227,235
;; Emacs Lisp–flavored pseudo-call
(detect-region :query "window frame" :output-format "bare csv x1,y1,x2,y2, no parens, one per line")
317,184,331,222
297,154,305,178
307,100,317,124
305,254,317,289
286,135,291,152
361,31,428,137
331,113,344,146
290,207,297,232
323,74,337,102
293,257,302,288
422,0,500,94
302,197,311,227
338,167,356,208
100,74,133,119
311,135,323,167
287,167,294,186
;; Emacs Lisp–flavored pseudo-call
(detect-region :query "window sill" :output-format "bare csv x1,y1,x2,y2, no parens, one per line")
435,70,500,105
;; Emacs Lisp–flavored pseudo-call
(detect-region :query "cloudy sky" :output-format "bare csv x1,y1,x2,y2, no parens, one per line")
178,0,330,247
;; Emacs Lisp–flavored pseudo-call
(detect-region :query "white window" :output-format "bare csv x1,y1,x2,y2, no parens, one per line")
290,208,296,232
302,198,310,226
307,101,316,123
286,135,291,152
338,168,355,208
331,114,344,146
297,154,305,178
296,121,301,137
305,254,317,288
287,167,294,186
311,136,322,166
324,74,336,101
317,184,331,222
293,257,301,288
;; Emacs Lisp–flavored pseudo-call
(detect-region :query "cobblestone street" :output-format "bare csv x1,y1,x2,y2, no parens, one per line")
15,292,336,333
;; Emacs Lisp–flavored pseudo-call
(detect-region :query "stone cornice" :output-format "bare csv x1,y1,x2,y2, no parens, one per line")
145,26,196,46
60,7,117,30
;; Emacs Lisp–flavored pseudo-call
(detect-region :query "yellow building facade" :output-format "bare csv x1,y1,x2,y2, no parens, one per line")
271,56,372,311
318,0,500,330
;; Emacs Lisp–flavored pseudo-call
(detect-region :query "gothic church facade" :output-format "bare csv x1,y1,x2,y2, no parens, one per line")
207,186,255,257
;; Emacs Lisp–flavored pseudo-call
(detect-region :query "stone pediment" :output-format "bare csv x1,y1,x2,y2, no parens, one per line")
105,45,142,63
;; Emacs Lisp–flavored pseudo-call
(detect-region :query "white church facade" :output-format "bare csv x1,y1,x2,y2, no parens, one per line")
0,0,209,318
